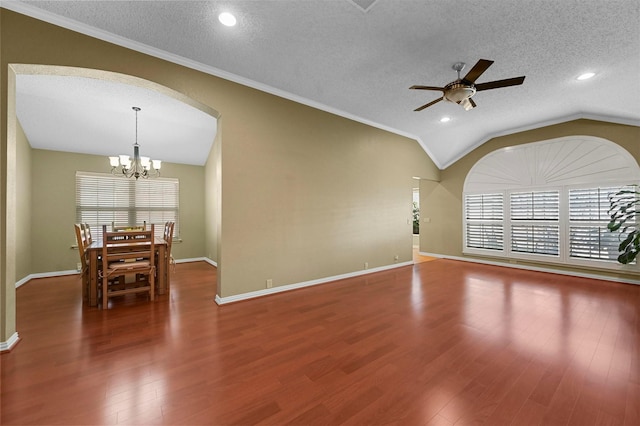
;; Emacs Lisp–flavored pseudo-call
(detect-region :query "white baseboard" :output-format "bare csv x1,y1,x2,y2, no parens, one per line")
174,256,217,267
176,257,211,264
0,332,20,352
203,257,218,267
16,270,79,288
215,261,413,305
418,252,640,286
15,257,217,289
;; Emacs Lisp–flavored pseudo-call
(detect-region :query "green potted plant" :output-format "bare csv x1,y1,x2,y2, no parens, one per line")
413,201,420,235
608,185,640,264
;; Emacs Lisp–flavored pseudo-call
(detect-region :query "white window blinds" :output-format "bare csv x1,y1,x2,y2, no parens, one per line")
465,193,504,221
464,185,633,265
465,193,504,251
511,224,559,255
510,191,559,221
569,187,612,221
508,191,559,256
76,172,179,239
568,186,632,261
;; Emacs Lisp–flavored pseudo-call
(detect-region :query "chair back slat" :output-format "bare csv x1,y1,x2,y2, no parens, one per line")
104,230,153,245
163,221,175,253
75,223,90,302
83,223,93,244
74,223,88,262
100,224,155,309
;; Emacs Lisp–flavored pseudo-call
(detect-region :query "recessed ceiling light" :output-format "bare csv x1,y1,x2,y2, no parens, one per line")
440,116,451,123
218,12,237,27
577,72,595,81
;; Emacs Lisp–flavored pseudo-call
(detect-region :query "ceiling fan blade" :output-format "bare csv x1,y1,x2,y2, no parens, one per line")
414,97,443,111
463,59,494,83
410,85,445,91
475,76,526,91
457,98,476,111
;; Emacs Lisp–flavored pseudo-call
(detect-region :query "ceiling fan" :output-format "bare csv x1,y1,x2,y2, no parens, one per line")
410,59,525,111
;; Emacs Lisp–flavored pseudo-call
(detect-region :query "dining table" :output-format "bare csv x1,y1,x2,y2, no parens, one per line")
85,236,168,307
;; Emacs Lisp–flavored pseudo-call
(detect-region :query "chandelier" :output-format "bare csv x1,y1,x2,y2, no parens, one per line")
109,107,161,179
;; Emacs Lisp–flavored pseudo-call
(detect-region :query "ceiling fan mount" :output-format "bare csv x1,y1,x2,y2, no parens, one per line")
410,59,525,112
452,61,466,75
444,62,476,103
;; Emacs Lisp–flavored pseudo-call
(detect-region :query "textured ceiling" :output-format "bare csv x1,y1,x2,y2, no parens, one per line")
4,0,640,169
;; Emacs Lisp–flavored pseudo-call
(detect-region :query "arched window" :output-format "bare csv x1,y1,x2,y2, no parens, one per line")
463,136,640,270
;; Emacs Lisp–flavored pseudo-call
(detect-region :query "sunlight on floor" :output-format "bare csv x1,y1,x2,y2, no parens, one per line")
413,247,437,263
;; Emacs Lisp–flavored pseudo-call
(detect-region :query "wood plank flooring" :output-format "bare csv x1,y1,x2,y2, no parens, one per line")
1,260,639,425
413,247,436,264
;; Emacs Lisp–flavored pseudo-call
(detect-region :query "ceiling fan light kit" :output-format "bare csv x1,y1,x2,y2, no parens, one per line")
410,59,526,112
443,82,476,103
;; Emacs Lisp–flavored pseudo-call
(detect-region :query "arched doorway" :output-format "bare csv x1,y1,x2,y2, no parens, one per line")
2,64,220,350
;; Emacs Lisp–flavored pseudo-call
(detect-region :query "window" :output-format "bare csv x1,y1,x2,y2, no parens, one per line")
464,193,504,251
462,136,640,271
568,186,633,261
76,172,179,239
464,185,630,263
510,191,559,256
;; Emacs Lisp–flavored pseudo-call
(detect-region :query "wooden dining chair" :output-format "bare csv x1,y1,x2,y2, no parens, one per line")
100,224,155,309
83,223,93,245
74,224,90,302
163,221,175,291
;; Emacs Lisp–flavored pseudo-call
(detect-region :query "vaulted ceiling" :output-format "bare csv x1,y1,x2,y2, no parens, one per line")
5,0,640,168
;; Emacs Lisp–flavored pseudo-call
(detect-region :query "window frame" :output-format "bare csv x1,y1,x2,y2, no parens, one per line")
564,183,636,268
508,188,561,260
463,192,505,254
463,182,639,272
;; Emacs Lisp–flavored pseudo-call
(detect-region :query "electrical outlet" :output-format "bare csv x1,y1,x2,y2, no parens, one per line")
76,262,82,272
364,262,369,269
266,279,273,288
394,255,399,262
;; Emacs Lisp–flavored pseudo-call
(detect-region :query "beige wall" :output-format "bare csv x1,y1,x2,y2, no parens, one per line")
420,119,640,279
218,102,436,296
2,48,18,343
204,125,221,264
1,10,438,342
15,120,31,282
30,149,205,274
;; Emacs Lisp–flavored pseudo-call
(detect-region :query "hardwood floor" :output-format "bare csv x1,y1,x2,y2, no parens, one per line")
413,247,436,263
2,260,639,425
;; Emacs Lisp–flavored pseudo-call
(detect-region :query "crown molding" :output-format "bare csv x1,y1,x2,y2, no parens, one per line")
1,2,426,161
